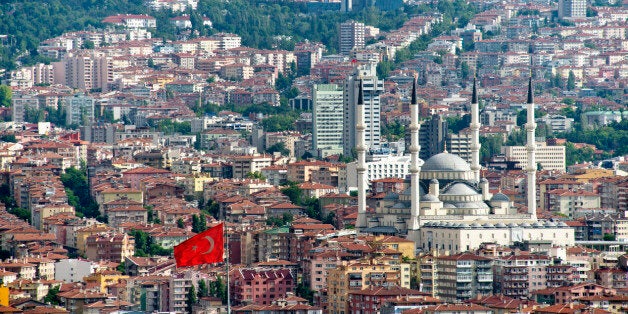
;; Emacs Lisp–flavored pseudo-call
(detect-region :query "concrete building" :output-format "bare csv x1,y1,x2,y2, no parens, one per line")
327,258,411,314
445,133,472,164
493,254,551,298
559,0,587,19
11,91,40,123
502,142,566,172
54,259,97,283
432,253,493,302
64,94,95,126
312,84,344,158
343,64,384,156
339,20,365,55
538,114,574,133
344,155,411,191
418,115,448,160
58,51,113,92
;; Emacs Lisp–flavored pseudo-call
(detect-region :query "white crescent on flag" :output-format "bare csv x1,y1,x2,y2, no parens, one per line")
203,235,215,254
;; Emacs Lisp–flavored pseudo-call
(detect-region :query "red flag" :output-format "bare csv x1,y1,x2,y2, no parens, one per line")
174,223,224,267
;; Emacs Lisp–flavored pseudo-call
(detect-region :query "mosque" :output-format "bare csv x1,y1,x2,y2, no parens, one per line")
353,78,575,253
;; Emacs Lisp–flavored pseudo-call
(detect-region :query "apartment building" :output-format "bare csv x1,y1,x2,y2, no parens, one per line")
502,142,566,172
426,253,493,302
493,254,551,298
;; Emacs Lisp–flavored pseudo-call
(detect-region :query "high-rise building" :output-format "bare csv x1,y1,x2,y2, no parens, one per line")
558,0,586,19
312,84,344,158
418,114,448,160
445,132,472,164
59,51,113,92
11,91,40,123
343,64,383,156
64,94,95,126
339,20,365,55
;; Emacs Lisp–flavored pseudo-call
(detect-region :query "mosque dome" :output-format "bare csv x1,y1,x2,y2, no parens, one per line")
422,152,471,172
491,192,510,202
421,194,440,202
442,183,478,196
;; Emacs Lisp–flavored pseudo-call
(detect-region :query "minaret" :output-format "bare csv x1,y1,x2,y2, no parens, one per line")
408,79,420,231
355,80,368,230
525,77,538,221
470,78,481,183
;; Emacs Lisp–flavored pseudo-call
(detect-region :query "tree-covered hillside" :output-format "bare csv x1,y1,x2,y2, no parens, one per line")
0,0,146,69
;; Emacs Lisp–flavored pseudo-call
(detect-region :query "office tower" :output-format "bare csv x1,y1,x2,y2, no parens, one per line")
558,0,586,19
312,84,344,158
343,64,384,156
339,20,365,55
418,115,448,160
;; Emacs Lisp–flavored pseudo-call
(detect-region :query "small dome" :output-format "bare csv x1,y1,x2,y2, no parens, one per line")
491,192,511,202
430,179,439,184
422,152,471,172
443,203,457,208
483,223,494,228
443,183,479,196
383,192,400,200
557,222,568,227
532,222,543,228
520,223,531,228
507,223,518,227
495,223,507,228
421,194,440,202
460,223,470,228
480,178,488,183
544,221,557,227
392,202,406,209
424,221,432,227
470,222,481,228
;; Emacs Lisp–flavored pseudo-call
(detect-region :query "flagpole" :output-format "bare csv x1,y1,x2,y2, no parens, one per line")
225,222,231,314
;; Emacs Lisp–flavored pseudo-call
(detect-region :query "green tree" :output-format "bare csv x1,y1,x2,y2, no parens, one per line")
44,285,61,305
460,61,470,80
0,85,12,107
266,142,290,156
0,134,16,143
246,171,266,180
198,280,209,298
567,70,576,91
209,276,227,303
177,218,185,229
61,167,100,219
192,214,206,233
187,285,198,313
261,115,296,132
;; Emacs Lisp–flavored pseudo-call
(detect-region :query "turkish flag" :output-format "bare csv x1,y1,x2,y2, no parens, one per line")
174,223,224,267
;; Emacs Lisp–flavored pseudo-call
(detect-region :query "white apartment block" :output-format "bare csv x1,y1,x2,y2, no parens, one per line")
313,84,344,158
538,115,574,133
502,142,566,172
344,155,411,191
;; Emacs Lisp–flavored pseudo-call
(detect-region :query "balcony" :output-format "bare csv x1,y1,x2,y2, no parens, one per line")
478,274,493,282
456,291,472,298
457,275,472,282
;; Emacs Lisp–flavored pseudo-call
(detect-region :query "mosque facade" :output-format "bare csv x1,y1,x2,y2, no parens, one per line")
353,77,575,253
